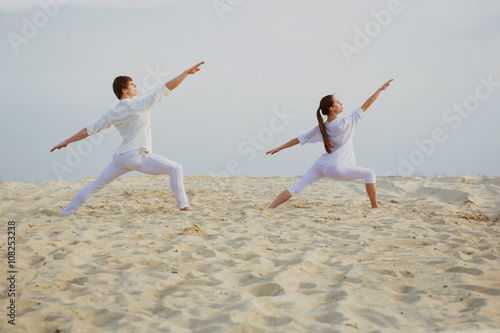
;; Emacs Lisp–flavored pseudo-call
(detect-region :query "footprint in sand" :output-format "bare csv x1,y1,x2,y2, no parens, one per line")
457,285,500,297
387,285,423,304
92,312,126,328
249,282,284,297
458,298,487,313
445,266,483,276
355,308,401,328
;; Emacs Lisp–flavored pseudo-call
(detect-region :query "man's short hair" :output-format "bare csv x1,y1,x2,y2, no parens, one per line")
113,76,132,99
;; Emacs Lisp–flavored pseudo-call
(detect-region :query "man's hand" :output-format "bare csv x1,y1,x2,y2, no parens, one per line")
184,61,205,75
379,79,394,91
166,61,205,90
51,140,68,152
50,128,89,152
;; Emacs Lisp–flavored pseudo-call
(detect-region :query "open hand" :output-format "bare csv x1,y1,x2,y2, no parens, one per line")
266,148,281,155
185,61,205,75
51,141,68,152
380,79,394,91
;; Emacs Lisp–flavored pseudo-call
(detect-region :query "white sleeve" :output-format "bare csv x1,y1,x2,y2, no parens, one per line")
297,125,322,145
351,107,365,127
87,113,112,136
133,85,171,111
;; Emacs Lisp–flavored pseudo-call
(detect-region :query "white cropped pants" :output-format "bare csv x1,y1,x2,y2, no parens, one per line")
61,150,190,214
287,161,376,196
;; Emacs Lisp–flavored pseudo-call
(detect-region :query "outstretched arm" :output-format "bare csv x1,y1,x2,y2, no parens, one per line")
361,79,394,112
50,128,89,152
165,61,205,91
266,138,299,155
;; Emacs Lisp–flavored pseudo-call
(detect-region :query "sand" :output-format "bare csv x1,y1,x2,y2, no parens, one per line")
1,174,499,332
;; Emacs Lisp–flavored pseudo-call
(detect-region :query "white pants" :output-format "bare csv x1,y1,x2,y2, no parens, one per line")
287,161,376,196
61,150,190,214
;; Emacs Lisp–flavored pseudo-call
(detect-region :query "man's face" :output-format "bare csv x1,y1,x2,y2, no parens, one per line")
122,80,137,98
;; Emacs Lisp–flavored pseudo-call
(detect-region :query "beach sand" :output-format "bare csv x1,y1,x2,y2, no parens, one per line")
1,174,499,332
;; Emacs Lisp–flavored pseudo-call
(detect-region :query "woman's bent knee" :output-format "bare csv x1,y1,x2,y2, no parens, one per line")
366,169,376,183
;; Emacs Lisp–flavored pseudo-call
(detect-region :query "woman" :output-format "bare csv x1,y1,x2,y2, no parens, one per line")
266,79,393,209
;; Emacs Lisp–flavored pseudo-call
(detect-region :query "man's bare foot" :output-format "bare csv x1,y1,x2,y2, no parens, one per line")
180,207,192,211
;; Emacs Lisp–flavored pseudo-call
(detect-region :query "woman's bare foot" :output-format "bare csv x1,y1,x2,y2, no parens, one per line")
180,207,192,211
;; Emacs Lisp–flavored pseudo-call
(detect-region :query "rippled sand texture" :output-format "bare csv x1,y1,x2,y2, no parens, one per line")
1,175,499,332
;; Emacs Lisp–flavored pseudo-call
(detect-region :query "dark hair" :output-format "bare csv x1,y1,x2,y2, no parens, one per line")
316,95,334,154
113,76,132,99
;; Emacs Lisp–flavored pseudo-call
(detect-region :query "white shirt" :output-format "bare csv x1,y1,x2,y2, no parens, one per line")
87,85,171,155
297,107,364,166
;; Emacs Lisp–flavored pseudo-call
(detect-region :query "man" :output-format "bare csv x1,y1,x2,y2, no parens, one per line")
51,61,204,214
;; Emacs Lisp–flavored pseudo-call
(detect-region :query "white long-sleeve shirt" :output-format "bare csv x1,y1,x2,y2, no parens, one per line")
87,85,171,155
297,107,364,166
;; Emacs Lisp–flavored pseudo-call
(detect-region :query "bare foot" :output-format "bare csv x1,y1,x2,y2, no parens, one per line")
180,207,192,211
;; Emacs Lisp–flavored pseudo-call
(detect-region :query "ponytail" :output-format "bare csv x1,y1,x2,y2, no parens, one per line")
317,95,335,154
316,108,331,154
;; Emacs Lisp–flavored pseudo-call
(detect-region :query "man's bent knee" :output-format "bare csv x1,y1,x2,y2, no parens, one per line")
169,163,183,177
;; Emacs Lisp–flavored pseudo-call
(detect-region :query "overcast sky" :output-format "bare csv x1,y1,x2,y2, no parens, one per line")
1,0,499,183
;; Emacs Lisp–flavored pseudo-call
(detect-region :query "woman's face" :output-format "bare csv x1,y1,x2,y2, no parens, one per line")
330,96,343,115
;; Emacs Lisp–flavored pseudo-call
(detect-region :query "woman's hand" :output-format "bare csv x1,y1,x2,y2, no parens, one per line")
361,79,394,112
379,79,394,91
266,138,299,155
51,140,68,152
266,147,281,155
184,61,205,75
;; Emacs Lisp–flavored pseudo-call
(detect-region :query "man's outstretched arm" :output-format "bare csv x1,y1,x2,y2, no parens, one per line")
50,128,89,152
165,61,205,91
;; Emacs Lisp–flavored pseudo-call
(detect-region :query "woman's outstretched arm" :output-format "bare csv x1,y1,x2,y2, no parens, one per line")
266,138,299,155
361,79,394,112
